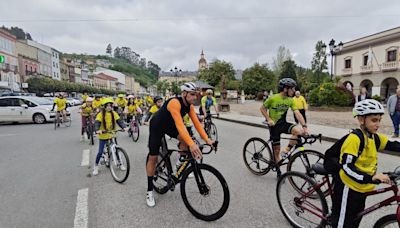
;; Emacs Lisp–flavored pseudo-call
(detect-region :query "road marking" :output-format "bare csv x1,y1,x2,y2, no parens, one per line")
81,149,90,166
74,188,89,228
0,134,17,137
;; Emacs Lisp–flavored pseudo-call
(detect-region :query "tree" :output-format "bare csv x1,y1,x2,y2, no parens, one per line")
1,26,32,40
272,46,292,76
26,33,32,40
114,47,121,59
280,59,297,81
198,59,235,89
106,44,112,56
242,63,276,95
311,40,329,84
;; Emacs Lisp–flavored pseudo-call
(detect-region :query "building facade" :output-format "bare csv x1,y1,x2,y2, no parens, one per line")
27,40,58,80
94,67,126,91
51,49,61,80
15,40,39,82
335,27,400,101
0,29,20,91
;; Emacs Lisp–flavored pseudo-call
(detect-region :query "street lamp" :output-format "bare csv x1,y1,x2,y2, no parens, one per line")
170,66,182,96
321,39,343,81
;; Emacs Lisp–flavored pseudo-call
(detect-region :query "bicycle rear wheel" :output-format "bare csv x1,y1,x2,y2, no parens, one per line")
109,147,130,183
287,150,329,196
180,163,230,221
131,121,139,142
153,155,173,194
242,137,273,175
276,171,328,228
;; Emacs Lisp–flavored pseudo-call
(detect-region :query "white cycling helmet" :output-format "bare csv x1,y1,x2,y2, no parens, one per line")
353,99,384,117
86,97,94,102
180,82,198,92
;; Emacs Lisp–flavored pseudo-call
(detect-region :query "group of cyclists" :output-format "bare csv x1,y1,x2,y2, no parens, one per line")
51,76,400,227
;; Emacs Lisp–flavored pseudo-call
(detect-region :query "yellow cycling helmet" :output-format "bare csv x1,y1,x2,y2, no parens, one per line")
101,97,114,106
118,93,125,98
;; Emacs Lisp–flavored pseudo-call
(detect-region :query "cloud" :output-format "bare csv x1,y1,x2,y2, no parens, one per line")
1,0,400,71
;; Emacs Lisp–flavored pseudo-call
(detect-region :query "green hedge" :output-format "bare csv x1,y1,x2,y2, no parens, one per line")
308,82,353,106
26,77,120,96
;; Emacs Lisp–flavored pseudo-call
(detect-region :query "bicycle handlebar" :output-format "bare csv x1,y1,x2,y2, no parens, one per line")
199,141,219,155
281,134,322,146
372,166,400,184
96,129,125,134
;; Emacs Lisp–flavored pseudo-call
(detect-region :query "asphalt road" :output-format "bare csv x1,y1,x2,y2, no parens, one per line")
0,108,398,227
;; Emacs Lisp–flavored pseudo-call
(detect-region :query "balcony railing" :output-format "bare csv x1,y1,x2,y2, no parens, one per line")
342,68,352,76
381,61,398,72
360,65,373,74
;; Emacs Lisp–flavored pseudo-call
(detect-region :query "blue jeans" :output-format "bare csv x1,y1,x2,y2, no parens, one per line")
96,139,108,165
390,111,400,136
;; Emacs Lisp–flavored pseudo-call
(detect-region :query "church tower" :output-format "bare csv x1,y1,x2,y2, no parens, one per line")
198,50,207,70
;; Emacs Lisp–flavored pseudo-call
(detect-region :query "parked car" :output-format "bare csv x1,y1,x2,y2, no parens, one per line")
66,98,82,106
0,96,70,124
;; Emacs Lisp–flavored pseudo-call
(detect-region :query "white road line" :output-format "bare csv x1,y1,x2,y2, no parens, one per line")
0,134,17,137
74,188,89,228
81,149,90,166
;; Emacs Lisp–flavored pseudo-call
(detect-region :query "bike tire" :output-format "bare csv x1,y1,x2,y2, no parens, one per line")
242,137,273,175
373,214,399,228
132,122,140,142
109,147,130,183
88,123,94,145
286,150,329,196
153,155,173,194
208,123,218,141
276,171,328,228
180,163,230,221
64,116,72,127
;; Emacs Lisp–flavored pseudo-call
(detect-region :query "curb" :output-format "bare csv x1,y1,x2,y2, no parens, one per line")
216,116,398,156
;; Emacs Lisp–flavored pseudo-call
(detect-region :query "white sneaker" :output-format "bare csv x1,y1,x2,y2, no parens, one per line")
92,165,99,176
146,191,155,207
120,164,126,171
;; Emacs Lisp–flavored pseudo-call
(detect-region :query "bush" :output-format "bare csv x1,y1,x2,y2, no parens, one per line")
372,95,383,102
308,82,353,107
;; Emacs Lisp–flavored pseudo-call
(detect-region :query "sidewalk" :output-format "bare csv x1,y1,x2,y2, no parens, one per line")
216,111,400,156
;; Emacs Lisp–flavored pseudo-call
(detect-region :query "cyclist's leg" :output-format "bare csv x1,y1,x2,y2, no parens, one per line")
62,109,67,122
81,116,86,136
146,126,163,191
283,122,302,152
331,178,366,227
269,125,281,163
95,139,107,166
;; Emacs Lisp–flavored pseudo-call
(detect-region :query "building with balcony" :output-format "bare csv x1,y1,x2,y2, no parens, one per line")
0,29,20,91
27,40,60,80
15,40,39,82
334,27,400,101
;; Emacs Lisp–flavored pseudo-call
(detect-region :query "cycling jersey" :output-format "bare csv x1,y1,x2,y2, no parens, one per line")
92,99,102,109
95,111,121,140
82,94,88,103
263,94,297,123
339,132,388,192
81,103,94,117
201,96,217,111
127,104,139,115
183,114,192,127
115,98,128,108
146,96,154,106
148,105,159,114
54,97,67,111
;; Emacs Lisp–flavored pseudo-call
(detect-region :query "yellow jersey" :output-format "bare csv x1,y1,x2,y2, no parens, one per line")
293,95,308,110
183,114,192,127
92,99,102,109
82,94,88,103
148,105,159,114
127,104,139,115
81,103,94,117
115,98,128,108
339,132,388,192
95,111,121,140
54,97,67,111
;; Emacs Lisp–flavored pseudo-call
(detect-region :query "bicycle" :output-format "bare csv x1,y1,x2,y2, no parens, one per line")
276,164,400,228
203,113,219,141
96,129,130,183
128,114,140,142
83,114,95,145
243,133,324,179
152,137,230,221
54,110,71,130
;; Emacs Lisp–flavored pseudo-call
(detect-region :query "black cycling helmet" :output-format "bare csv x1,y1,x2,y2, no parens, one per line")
278,78,297,90
153,96,163,103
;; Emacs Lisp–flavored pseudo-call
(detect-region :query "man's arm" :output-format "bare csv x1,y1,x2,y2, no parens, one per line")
167,99,194,146
189,106,209,141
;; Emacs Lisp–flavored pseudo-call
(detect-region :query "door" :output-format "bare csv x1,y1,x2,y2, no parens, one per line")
8,98,24,121
18,98,35,121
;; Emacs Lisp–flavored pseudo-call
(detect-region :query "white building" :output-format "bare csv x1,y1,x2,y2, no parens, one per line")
27,40,61,80
94,67,126,91
51,49,61,80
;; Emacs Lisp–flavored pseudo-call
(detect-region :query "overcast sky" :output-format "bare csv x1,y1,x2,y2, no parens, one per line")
1,0,400,71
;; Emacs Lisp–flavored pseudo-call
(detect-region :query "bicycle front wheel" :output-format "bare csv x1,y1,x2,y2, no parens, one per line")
131,122,139,142
109,147,130,183
64,116,72,127
242,137,273,175
208,123,218,141
180,163,230,221
373,214,399,228
276,171,328,228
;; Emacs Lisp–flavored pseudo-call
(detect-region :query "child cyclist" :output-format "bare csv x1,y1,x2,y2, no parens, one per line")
144,96,163,125
331,99,400,227
79,97,94,141
93,98,129,176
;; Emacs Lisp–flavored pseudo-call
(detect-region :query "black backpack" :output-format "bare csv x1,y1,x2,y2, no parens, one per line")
323,129,381,174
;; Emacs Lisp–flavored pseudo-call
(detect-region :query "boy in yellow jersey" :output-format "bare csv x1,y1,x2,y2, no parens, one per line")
52,93,68,124
81,91,88,103
93,98,128,176
80,97,94,141
331,99,400,227
293,91,308,123
144,96,163,125
92,95,102,112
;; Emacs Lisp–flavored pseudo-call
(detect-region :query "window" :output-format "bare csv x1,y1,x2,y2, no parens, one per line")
53,62,55,67
387,50,397,62
363,55,368,66
30,66,33,72
8,98,20,107
0,98,11,107
20,99,36,107
345,59,352,68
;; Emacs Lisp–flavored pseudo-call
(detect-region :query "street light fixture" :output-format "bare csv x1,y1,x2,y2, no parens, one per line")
170,66,182,96
322,39,343,80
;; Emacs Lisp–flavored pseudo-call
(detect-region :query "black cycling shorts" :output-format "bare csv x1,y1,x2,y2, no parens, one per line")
148,121,179,156
269,120,296,145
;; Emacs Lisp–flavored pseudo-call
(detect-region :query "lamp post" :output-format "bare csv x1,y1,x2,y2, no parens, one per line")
170,66,182,96
321,39,343,81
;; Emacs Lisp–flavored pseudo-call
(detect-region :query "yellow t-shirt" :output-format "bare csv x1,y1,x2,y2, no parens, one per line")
95,111,121,140
115,98,128,108
54,97,67,111
183,114,192,127
293,95,308,110
127,104,139,115
146,96,154,106
339,132,388,193
92,99,102,109
82,95,88,103
148,105,159,114
81,103,93,117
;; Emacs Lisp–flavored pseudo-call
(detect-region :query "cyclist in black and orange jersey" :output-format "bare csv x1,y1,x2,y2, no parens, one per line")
145,82,214,207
